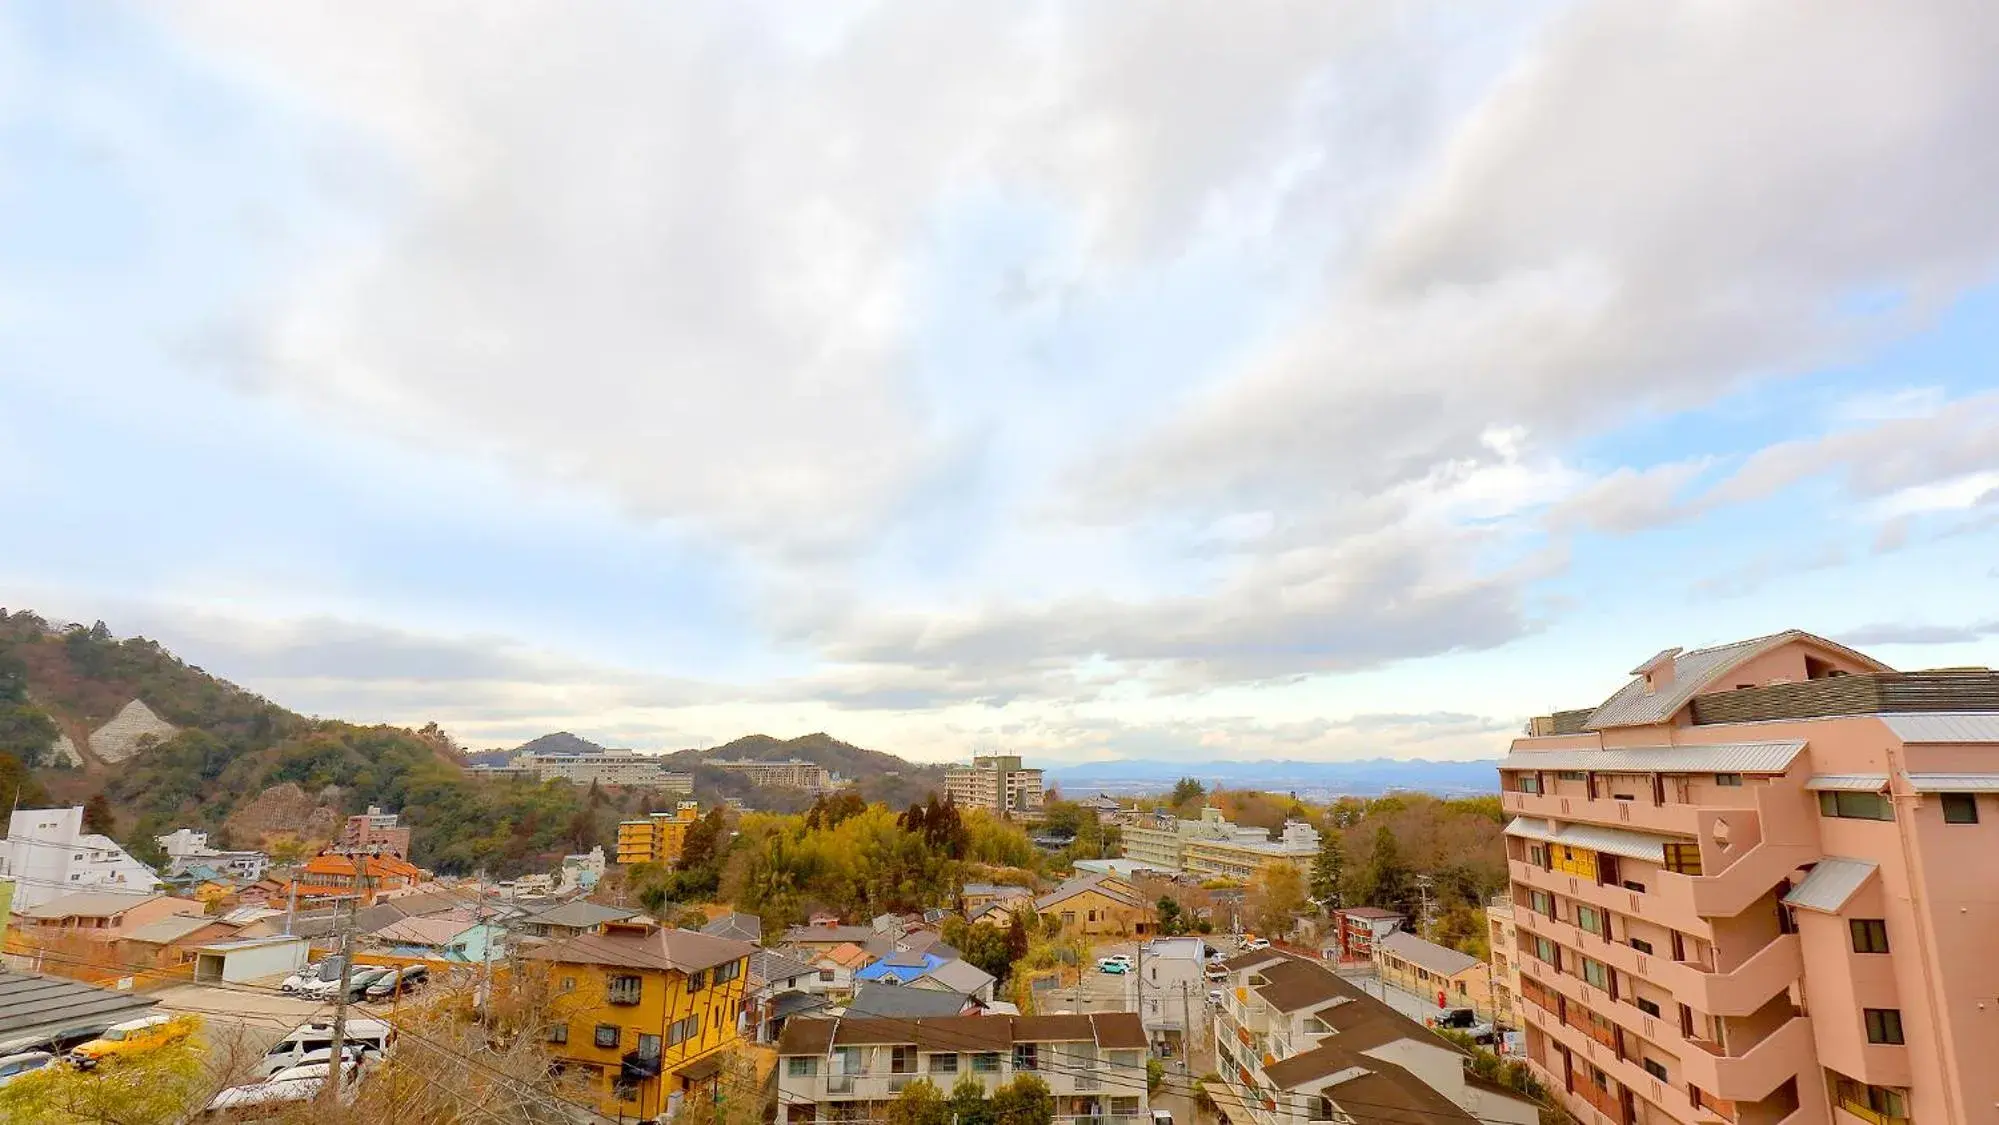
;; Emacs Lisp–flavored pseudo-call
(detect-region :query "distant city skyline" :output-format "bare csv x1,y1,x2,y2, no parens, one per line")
4,3,1996,764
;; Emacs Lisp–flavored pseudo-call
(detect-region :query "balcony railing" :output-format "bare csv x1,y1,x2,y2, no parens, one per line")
1836,1097,1911,1125
828,1074,857,1094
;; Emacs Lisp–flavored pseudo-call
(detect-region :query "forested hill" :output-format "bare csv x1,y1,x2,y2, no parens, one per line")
0,611,951,875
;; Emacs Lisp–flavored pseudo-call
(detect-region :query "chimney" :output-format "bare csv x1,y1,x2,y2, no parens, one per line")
1632,648,1683,695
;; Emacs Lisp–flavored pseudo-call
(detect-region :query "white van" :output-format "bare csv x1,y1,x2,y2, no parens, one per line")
200,1059,365,1120
258,1019,395,1077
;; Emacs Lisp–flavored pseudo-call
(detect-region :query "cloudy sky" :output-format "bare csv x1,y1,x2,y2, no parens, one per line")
5,2,1998,764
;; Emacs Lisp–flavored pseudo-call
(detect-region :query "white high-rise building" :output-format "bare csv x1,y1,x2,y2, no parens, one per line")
2,807,162,909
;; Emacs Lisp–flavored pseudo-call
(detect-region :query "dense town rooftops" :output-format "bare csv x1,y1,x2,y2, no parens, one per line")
777,1012,1145,1055
522,926,755,974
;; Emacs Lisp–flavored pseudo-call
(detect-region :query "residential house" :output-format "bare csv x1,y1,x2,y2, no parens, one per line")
910,959,997,1005
1,808,163,909
701,912,763,944
1209,948,1538,1125
117,913,241,967
776,1012,1150,1124
960,883,1034,918
525,922,755,1120
854,949,952,987
1499,629,1999,1125
780,924,879,954
367,914,507,963
155,828,271,882
284,853,425,907
516,900,644,940
749,949,825,1041
805,943,871,1001
1326,906,1404,963
844,981,979,1019
558,847,607,894
17,891,205,937
1135,936,1207,1057
1035,873,1155,937
1374,931,1494,1020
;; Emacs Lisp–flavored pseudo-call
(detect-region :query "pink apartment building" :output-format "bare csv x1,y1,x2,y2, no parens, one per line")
1499,630,1999,1125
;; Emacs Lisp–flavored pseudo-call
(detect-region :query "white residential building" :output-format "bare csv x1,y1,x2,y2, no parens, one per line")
1210,948,1538,1125
155,827,271,881
777,1012,1150,1125
4,807,162,909
1136,936,1209,1056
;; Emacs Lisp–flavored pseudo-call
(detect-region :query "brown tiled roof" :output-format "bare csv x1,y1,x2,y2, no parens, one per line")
1009,1014,1097,1042
1252,957,1363,1013
1462,1070,1538,1104
1260,1041,1368,1090
1219,948,1289,972
776,1018,835,1055
1088,1012,1147,1050
522,926,752,974
1330,1065,1477,1125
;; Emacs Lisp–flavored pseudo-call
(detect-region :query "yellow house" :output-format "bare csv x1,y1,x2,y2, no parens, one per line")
526,920,756,1119
1035,873,1155,937
617,802,704,866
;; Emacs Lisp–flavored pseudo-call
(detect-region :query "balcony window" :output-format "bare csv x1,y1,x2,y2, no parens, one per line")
1643,1059,1668,1081
1636,997,1661,1017
1714,773,1743,787
1529,890,1554,917
1629,937,1653,955
1942,793,1980,824
1533,937,1559,967
1835,1078,1909,1125
787,1057,819,1077
606,974,644,1005
890,1046,917,1075
1113,1097,1141,1116
1528,844,1550,868
1581,958,1609,991
1575,905,1605,937
636,1034,661,1062
1819,792,1893,821
1850,919,1890,954
1663,843,1704,876
1864,1008,1905,1045
1520,776,1542,795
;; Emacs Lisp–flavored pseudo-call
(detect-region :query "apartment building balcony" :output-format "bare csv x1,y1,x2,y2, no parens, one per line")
1512,906,1801,1017
1512,860,1703,933
1519,995,1703,1123
1678,1014,1817,1104
1660,841,1819,920
1502,791,1723,838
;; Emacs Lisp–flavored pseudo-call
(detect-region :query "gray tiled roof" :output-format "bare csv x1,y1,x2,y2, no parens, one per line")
1375,930,1480,978
1881,713,1999,744
1783,858,1877,913
917,958,995,994
844,982,974,1019
1498,741,1806,774
1582,630,1886,731
0,970,158,1046
20,891,173,920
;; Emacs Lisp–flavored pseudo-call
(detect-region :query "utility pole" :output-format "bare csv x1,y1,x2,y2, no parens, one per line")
1414,875,1435,936
1178,980,1194,1075
322,870,370,1105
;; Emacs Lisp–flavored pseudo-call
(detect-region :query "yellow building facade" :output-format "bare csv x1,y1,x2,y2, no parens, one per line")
1035,874,1155,937
528,921,756,1120
617,802,703,866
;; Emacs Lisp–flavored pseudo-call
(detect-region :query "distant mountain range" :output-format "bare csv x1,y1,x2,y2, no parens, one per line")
1045,757,1501,798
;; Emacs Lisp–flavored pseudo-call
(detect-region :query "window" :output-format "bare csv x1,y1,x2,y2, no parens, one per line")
1109,1050,1141,1069
787,1057,819,1077
1836,1079,1908,1123
1113,1098,1141,1115
687,969,709,993
1629,937,1654,955
637,1034,661,1061
1528,844,1549,868
1529,890,1554,917
1714,773,1743,787
1819,791,1893,821
1061,912,1076,926
1013,1044,1039,1071
1663,843,1704,876
715,959,743,984
1942,793,1980,824
819,969,835,982
1575,905,1604,936
1520,775,1542,795
972,1052,1001,1073
668,1015,701,1046
1644,1059,1669,1081
1622,880,1647,893
891,1046,917,1074
1582,958,1609,990
594,1024,621,1049
547,1023,569,1045
1533,937,1559,967
1865,1009,1905,1045
606,974,643,1005
560,976,576,992
1558,771,1587,781
1850,919,1891,954
929,1053,958,1074
1636,998,1661,1017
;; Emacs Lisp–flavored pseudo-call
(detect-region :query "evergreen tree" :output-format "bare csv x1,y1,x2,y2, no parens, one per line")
1309,831,1346,909
1169,778,1206,807
1361,825,1412,915
81,792,117,838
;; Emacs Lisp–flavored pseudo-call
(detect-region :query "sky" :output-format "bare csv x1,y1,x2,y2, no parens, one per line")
3,2,1998,765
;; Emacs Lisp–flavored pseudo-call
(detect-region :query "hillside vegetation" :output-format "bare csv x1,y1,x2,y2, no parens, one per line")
0,612,947,877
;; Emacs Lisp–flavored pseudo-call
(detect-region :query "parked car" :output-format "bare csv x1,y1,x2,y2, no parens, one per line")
68,1015,191,1070
281,958,343,995
0,1024,110,1059
1095,957,1130,974
0,1050,55,1086
342,967,396,1000
1434,1007,1497,1043
1204,964,1229,982
201,1058,366,1118
259,1019,395,1078
1240,936,1271,952
364,964,429,1000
